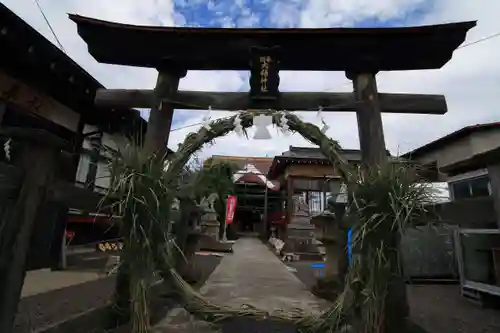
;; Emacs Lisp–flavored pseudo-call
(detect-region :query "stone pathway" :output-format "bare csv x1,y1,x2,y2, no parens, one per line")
154,237,328,332
21,269,104,298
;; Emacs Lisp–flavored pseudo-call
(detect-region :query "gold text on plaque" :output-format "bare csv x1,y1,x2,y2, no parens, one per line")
259,56,271,92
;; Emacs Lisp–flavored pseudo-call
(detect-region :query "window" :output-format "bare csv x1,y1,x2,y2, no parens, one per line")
75,154,91,185
451,181,472,200
470,176,491,197
450,175,491,201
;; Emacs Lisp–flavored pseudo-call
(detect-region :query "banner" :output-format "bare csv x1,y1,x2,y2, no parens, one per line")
225,195,237,225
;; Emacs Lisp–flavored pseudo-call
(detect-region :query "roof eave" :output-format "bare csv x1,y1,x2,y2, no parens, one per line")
402,123,500,160
0,4,146,135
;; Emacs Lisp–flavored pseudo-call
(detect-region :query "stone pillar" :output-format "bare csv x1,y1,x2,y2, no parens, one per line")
311,213,348,279
199,195,221,241
200,210,220,241
174,200,202,282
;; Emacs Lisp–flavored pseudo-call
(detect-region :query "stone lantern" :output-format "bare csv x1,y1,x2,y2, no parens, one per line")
199,193,220,241
310,202,348,279
195,193,232,252
171,197,205,283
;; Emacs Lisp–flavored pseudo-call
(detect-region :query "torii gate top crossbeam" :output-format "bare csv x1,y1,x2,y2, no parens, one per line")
69,14,475,72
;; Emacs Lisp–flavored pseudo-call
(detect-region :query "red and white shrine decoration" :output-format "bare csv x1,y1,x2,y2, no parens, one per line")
232,163,279,191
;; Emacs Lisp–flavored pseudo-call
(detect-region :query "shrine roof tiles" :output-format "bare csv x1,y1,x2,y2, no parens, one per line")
207,155,279,190
69,14,475,71
282,146,366,160
208,155,274,174
267,146,401,179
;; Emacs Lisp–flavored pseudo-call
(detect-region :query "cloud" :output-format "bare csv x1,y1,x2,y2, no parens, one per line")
296,0,433,28
2,0,243,105
2,0,500,162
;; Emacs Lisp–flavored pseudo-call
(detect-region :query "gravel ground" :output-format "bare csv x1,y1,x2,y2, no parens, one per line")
408,285,500,333
14,276,116,332
287,261,500,333
16,253,500,333
14,255,222,333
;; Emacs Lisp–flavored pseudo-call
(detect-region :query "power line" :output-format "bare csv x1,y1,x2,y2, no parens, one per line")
327,29,500,90
170,29,500,132
169,99,365,132
171,121,202,132
458,31,500,49
32,0,67,53
28,1,500,133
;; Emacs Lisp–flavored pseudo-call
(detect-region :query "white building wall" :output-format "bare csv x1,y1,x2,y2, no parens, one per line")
75,126,130,192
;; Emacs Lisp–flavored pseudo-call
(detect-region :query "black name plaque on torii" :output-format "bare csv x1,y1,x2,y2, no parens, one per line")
249,46,280,103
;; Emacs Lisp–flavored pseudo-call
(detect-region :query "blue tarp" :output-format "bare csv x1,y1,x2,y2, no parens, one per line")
313,230,353,270
311,263,326,277
347,228,353,264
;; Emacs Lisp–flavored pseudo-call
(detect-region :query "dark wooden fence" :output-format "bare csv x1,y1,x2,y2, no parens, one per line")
400,225,458,280
419,196,497,228
400,196,497,280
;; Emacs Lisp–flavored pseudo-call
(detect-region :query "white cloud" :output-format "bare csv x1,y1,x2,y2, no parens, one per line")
264,0,500,155
297,0,429,28
1,0,242,91
237,11,260,27
2,0,500,161
270,2,302,28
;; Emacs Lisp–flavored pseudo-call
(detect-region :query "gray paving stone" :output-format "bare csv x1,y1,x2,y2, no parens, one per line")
154,237,328,333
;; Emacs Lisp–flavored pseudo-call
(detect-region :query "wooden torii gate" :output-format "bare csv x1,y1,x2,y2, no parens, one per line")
70,14,475,333
70,15,475,169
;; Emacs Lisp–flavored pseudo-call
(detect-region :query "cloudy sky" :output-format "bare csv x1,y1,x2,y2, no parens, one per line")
2,0,499,159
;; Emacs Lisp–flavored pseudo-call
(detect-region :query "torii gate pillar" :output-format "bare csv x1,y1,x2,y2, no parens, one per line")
346,71,409,332
144,65,187,158
346,71,388,168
